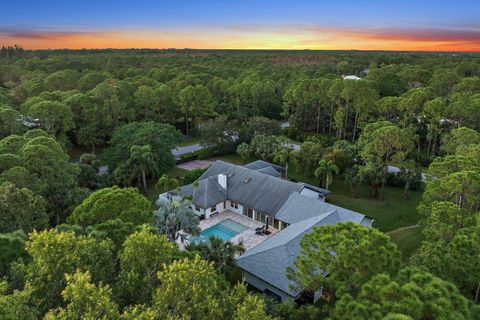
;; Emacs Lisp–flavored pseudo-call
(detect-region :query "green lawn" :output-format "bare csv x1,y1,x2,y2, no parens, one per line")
327,179,423,232
388,226,424,260
287,161,423,232
212,153,255,165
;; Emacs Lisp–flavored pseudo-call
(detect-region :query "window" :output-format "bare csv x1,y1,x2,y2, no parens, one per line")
255,211,267,224
195,205,201,212
231,201,238,209
267,217,280,229
244,207,254,219
211,205,217,213
274,219,281,230
280,221,289,230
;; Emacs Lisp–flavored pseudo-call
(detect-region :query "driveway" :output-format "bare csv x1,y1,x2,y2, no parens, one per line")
177,160,214,171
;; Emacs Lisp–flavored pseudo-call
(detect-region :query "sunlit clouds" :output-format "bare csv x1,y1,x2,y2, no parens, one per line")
1,24,479,51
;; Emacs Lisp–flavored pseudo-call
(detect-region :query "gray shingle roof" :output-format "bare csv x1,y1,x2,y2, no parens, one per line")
237,207,370,297
276,193,364,225
237,210,349,297
172,176,227,209
196,160,304,215
243,160,285,173
167,160,370,299
173,160,330,216
255,165,282,177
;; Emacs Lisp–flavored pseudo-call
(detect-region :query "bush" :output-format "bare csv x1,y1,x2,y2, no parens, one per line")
183,168,207,184
196,148,217,160
386,172,422,190
282,127,302,141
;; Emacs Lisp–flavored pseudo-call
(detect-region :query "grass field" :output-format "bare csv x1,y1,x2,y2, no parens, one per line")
387,226,423,260
287,159,424,232
211,153,255,165
327,180,423,232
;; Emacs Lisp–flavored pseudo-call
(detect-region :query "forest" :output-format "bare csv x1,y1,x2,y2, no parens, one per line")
1,47,480,319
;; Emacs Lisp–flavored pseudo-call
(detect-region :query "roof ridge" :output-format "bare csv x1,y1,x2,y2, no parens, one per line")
215,160,294,185
238,210,337,260
204,178,208,208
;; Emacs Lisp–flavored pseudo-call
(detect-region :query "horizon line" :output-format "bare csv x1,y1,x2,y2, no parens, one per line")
4,46,479,53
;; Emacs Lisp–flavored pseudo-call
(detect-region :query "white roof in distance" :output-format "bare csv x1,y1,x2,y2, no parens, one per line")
342,75,362,80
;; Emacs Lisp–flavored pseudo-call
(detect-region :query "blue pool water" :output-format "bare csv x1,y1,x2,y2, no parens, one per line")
191,219,247,243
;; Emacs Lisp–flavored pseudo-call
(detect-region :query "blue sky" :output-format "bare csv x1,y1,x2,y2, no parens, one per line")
2,1,479,50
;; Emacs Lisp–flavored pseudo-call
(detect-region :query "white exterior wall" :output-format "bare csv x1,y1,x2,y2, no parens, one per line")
192,205,205,217
226,200,243,214
205,202,226,219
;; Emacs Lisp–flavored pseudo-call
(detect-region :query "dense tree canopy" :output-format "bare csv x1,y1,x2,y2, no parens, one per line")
289,222,401,297
68,186,152,227
0,49,480,319
24,229,115,313
331,267,473,320
117,227,178,306
0,183,48,233
102,121,181,173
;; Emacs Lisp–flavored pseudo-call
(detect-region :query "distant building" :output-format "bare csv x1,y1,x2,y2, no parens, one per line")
342,75,362,81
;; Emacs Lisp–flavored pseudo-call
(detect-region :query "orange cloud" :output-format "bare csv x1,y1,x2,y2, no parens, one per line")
1,25,479,51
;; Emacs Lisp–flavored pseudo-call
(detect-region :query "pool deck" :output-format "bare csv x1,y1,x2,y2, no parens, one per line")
198,209,278,251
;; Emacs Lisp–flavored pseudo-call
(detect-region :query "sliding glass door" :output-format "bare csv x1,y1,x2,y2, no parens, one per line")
243,207,254,219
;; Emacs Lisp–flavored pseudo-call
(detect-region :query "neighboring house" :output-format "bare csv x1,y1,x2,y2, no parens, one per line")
20,115,39,128
159,160,373,302
342,75,362,81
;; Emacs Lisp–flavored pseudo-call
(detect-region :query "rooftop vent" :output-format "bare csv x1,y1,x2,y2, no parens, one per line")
244,177,252,183
227,172,236,178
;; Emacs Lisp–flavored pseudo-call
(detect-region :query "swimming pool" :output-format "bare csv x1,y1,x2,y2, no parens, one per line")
191,219,247,243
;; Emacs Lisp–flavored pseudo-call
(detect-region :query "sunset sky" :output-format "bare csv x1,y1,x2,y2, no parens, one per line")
2,0,480,51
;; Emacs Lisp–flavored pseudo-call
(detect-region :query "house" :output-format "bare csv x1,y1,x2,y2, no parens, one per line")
159,160,329,229
342,75,362,81
159,160,373,302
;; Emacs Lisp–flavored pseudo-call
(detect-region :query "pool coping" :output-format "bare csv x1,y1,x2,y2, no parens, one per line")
197,209,278,251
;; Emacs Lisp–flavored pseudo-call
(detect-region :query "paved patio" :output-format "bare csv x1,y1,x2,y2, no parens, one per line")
177,160,214,171
199,209,278,251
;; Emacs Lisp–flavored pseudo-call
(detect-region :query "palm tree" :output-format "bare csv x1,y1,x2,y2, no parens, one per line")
345,165,362,198
154,196,200,242
127,145,158,193
186,236,244,275
236,142,251,164
314,159,339,190
155,174,179,192
273,148,294,179
399,159,417,199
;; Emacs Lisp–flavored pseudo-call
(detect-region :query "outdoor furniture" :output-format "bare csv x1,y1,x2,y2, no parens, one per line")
262,224,271,235
255,225,265,232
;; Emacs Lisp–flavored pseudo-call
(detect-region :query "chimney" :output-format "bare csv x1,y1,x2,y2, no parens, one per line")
218,174,227,190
